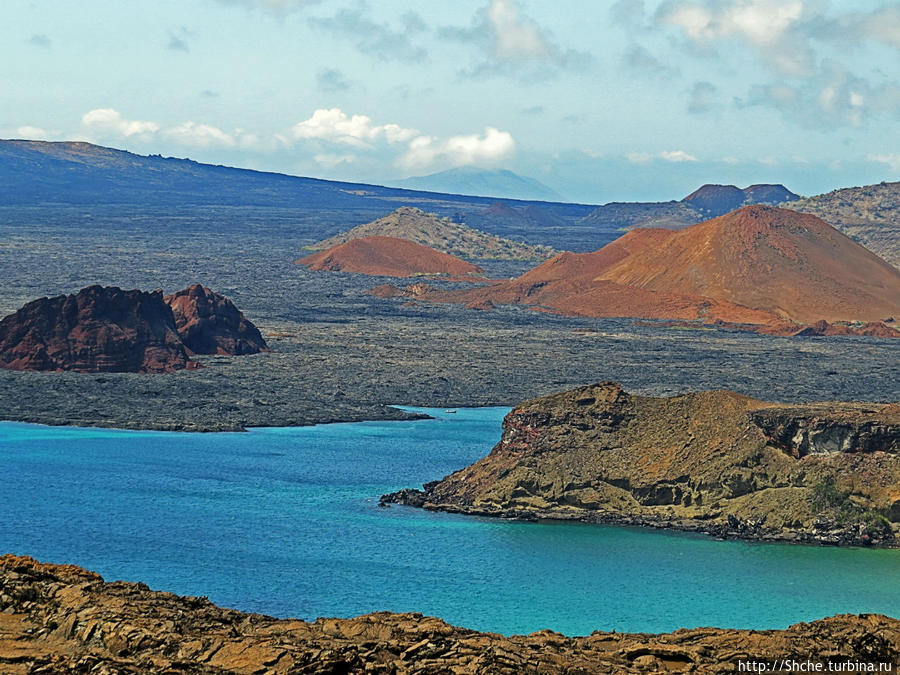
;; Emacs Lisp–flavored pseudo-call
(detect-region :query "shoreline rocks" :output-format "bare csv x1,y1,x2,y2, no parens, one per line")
1,554,897,673
382,382,900,547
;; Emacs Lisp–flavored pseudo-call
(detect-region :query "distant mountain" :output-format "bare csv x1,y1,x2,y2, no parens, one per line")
788,181,900,269
297,235,484,278
578,183,801,232
308,206,555,261
683,183,800,217
405,206,900,329
394,167,565,202
0,139,600,252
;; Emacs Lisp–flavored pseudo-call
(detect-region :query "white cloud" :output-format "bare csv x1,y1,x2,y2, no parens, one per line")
661,149,698,162
291,108,418,148
81,108,160,139
486,0,552,60
658,0,803,46
16,126,51,140
398,126,515,170
868,153,900,172
657,0,811,76
163,122,237,148
440,0,591,77
627,150,697,163
78,109,261,149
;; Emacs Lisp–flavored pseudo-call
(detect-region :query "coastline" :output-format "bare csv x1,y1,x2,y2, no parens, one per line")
380,494,900,549
2,554,898,673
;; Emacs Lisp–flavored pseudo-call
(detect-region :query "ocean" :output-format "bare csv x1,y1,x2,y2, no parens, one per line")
2,407,898,636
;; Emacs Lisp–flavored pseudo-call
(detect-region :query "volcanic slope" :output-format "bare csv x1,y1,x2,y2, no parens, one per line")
415,206,900,326
297,235,485,278
307,206,555,261
789,181,900,268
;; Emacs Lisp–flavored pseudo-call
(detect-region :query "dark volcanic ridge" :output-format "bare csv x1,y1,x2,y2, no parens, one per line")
577,183,801,232
383,381,900,547
378,206,900,335
1,554,898,674
0,284,265,373
682,183,800,217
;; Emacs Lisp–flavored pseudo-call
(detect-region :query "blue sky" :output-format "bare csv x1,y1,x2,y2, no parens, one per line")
3,0,899,202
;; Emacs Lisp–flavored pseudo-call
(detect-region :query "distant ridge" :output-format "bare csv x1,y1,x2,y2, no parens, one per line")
683,183,800,216
308,206,555,261
579,183,801,232
395,167,564,202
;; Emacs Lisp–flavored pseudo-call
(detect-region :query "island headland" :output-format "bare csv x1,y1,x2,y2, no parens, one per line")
383,381,900,547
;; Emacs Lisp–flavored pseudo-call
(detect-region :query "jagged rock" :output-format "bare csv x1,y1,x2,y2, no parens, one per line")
383,382,900,546
164,284,267,355
1,555,898,674
0,285,196,373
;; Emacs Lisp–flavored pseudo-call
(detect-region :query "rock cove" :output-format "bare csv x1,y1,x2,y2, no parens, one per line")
383,382,900,547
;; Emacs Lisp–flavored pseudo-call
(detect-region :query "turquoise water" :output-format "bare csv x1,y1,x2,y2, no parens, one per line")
1,408,899,636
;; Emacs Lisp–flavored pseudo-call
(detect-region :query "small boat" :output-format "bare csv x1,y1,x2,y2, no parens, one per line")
443,409,457,414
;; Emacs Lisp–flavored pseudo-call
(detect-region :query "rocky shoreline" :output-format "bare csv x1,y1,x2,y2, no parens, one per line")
382,382,900,548
2,554,898,674
381,494,900,548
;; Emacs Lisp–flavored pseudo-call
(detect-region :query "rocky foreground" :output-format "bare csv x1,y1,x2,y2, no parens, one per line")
383,382,900,546
1,555,898,674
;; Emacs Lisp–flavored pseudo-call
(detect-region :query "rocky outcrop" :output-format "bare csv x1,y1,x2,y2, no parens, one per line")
307,206,555,261
1,555,898,674
383,382,900,546
0,285,196,373
164,284,267,355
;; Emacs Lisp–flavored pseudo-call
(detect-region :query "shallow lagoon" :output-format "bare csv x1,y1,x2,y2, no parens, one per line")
1,408,898,636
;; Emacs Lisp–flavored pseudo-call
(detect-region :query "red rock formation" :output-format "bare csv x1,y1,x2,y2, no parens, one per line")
297,235,484,278
0,285,196,373
411,206,900,329
164,284,267,355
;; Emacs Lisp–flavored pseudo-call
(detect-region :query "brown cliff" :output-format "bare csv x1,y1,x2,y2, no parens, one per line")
398,206,900,330
0,285,196,373
384,382,900,546
1,555,898,674
164,284,267,355
297,235,484,278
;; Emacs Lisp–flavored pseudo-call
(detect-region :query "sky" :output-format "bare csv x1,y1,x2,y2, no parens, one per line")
3,0,900,203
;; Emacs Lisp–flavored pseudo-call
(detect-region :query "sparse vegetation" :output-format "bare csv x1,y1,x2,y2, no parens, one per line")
811,477,893,539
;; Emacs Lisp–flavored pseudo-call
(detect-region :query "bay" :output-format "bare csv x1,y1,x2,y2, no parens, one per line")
1,408,898,636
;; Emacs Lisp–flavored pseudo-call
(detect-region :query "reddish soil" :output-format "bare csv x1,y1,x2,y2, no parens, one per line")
297,236,484,278
407,206,900,328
